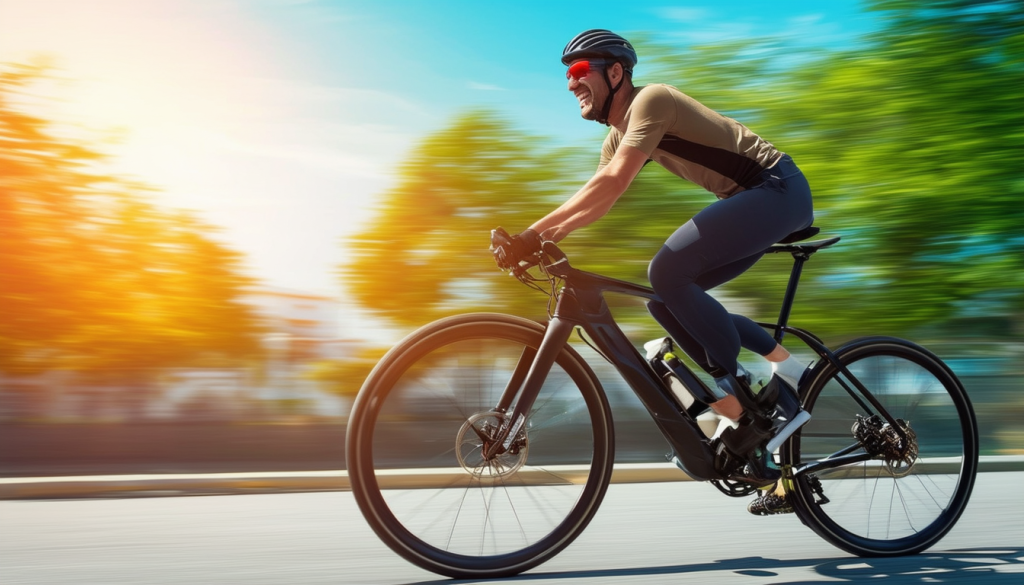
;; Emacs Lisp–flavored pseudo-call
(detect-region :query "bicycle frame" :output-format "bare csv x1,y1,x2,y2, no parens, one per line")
487,240,908,481
483,253,723,479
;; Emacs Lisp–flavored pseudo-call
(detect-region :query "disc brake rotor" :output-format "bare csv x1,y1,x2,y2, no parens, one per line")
853,415,919,478
882,420,918,477
455,412,529,479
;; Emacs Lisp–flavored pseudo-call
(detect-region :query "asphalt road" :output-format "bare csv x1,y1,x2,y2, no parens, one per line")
4,473,1024,585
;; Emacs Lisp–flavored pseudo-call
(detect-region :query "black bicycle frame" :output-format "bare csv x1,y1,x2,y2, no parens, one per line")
759,245,910,443
485,263,723,480
486,244,906,480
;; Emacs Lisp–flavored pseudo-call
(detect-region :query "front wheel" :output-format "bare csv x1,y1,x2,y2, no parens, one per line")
346,313,615,579
784,338,978,556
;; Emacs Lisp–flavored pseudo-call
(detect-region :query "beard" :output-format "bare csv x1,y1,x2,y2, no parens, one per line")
581,101,601,121
581,94,609,123
575,82,605,121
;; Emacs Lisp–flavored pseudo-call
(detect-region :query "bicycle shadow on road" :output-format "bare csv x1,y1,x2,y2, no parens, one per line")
404,547,1024,584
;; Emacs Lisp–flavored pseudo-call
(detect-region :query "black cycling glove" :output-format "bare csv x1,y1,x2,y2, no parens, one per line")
492,228,543,270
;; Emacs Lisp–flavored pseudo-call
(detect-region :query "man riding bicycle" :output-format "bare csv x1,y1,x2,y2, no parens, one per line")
500,29,813,514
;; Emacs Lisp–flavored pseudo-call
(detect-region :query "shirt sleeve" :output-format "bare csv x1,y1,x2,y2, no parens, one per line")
619,85,676,156
597,131,618,171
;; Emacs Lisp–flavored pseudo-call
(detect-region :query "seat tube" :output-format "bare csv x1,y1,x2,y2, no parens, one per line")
483,317,576,459
775,254,807,343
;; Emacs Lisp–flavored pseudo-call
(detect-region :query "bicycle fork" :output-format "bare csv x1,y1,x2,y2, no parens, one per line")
483,317,577,460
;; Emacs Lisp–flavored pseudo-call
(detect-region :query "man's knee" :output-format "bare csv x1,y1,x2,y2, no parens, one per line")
648,247,699,292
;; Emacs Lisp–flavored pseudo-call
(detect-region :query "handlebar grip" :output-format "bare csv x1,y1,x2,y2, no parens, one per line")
490,227,570,275
541,240,567,264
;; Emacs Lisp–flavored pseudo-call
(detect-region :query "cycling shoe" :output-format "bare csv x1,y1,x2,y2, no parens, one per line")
747,491,794,516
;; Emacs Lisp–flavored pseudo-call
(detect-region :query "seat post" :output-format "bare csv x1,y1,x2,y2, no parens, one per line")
774,252,809,343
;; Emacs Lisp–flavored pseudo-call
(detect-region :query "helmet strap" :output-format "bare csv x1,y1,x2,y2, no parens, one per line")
597,66,625,126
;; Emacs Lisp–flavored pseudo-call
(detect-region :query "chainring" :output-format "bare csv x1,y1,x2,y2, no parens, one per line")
710,477,759,498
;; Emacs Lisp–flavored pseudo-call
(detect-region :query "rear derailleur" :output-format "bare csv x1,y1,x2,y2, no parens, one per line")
853,414,918,477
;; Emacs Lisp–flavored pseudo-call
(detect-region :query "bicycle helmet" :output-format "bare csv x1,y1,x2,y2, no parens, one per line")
561,29,637,73
561,29,637,125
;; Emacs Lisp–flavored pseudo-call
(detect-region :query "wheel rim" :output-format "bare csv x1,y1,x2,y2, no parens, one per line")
793,346,974,545
365,333,606,558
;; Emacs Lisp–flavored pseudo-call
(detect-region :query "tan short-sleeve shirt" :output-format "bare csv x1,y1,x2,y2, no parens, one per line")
599,84,784,198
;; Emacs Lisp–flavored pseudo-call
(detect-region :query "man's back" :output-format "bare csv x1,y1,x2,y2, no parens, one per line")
600,84,783,199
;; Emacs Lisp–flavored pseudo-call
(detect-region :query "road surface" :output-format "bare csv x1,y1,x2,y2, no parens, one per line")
4,473,1024,584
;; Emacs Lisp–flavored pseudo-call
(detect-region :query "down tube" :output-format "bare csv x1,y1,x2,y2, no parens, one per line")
556,293,722,481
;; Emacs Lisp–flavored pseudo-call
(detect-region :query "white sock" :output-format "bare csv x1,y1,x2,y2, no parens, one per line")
771,355,806,389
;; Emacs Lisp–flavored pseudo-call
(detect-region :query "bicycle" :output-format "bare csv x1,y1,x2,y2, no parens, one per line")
345,226,979,579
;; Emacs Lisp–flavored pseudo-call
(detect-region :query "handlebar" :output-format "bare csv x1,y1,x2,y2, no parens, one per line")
490,227,569,285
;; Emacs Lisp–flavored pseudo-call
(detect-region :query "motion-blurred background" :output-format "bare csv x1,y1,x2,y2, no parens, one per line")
1,0,1021,477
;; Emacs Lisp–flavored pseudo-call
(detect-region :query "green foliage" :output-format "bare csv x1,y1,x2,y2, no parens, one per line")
0,64,265,376
343,111,584,326
345,1,1024,343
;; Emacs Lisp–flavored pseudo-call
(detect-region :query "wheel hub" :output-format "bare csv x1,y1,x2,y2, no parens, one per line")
455,412,529,479
853,414,919,477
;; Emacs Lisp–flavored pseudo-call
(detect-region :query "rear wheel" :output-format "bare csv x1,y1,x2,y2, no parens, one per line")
784,337,978,556
346,313,615,578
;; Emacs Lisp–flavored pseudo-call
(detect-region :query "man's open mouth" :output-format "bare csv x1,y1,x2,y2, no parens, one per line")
576,89,592,107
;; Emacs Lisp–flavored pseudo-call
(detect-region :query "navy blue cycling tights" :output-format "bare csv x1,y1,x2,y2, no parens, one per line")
647,155,813,378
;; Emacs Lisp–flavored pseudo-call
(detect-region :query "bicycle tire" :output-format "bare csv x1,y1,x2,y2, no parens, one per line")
346,313,615,578
783,337,978,556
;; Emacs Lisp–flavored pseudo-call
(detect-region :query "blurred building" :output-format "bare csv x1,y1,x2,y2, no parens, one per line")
0,287,359,422
240,286,357,418
243,286,354,363
147,287,359,420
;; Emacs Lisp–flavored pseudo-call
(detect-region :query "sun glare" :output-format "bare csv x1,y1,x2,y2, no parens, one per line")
1,0,286,185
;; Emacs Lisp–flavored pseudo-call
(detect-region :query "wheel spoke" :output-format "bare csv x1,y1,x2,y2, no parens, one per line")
348,316,613,575
784,340,977,554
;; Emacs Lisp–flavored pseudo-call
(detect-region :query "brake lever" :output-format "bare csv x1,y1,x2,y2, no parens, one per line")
490,227,513,252
510,252,543,277
490,227,517,270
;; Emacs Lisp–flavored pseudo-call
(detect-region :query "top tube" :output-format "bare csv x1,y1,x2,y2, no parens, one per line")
544,249,659,301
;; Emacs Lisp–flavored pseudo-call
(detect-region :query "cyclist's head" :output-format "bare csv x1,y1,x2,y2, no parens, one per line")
562,29,636,125
561,29,637,75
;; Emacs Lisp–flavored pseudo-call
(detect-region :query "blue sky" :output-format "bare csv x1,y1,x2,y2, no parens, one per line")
248,0,877,142
1,0,878,316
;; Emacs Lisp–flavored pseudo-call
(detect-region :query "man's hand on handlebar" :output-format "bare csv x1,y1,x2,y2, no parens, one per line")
490,227,543,271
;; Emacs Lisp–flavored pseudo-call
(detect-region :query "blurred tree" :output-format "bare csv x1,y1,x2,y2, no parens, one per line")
345,0,1023,345
0,64,264,376
624,0,1024,340
343,111,585,327
782,0,1024,340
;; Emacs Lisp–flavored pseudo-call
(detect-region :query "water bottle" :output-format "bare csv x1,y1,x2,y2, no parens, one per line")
645,337,711,417
660,352,697,410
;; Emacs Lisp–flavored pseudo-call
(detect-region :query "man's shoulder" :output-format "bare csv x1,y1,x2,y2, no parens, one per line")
635,83,684,99
631,83,687,112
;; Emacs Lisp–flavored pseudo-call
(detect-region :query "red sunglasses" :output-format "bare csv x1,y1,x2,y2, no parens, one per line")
566,60,608,81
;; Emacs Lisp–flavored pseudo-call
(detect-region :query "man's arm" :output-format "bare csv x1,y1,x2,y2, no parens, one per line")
528,144,648,243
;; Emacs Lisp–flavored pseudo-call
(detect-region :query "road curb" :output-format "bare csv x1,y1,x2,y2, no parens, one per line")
3,457,1022,500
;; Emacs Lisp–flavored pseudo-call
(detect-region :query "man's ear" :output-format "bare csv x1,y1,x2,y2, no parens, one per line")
609,62,624,84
